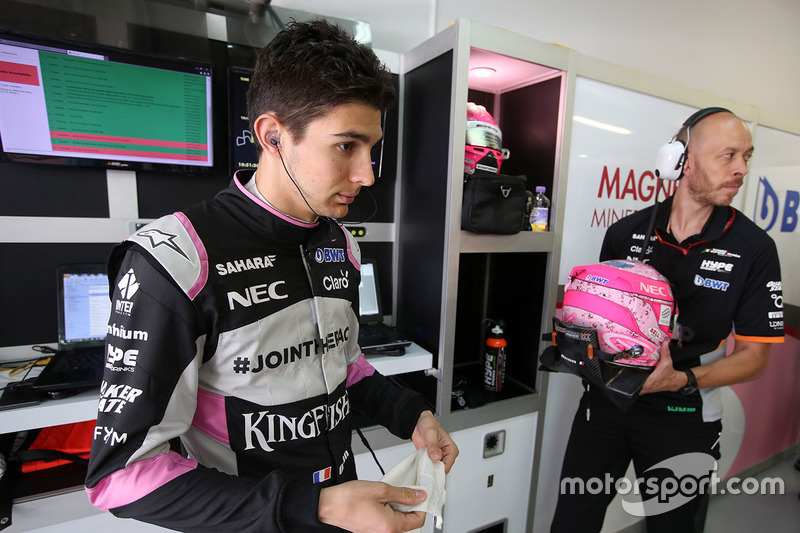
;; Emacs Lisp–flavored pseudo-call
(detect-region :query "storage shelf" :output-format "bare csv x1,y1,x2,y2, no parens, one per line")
449,392,541,432
365,342,433,376
459,230,554,253
3,388,99,433
451,362,536,409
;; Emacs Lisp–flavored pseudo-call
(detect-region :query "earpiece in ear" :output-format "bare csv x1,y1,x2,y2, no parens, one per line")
268,133,281,149
654,139,686,181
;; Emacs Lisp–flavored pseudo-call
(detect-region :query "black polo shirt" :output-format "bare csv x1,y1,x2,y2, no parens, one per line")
600,196,784,419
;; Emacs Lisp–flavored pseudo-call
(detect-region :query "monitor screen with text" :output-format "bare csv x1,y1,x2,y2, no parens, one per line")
0,32,213,170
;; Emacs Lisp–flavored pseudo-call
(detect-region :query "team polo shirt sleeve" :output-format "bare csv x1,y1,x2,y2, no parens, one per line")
730,227,784,342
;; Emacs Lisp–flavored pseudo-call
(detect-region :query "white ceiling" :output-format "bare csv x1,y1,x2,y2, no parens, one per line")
271,0,434,52
468,48,560,93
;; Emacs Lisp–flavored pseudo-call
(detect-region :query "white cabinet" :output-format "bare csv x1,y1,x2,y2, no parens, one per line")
442,413,538,533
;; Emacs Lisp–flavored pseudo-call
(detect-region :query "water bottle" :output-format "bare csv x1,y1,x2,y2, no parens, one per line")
483,321,507,392
530,186,550,231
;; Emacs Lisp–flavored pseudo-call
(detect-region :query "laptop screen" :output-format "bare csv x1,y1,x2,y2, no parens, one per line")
58,264,111,349
358,261,382,324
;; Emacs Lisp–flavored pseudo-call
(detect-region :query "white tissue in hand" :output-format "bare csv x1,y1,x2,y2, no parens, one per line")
380,447,446,520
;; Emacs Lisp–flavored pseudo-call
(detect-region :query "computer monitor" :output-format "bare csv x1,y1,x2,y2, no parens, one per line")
227,67,258,174
0,29,214,172
57,264,111,351
358,261,382,322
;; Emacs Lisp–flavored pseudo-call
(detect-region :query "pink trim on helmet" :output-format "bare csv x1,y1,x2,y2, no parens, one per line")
570,261,673,303
561,290,657,345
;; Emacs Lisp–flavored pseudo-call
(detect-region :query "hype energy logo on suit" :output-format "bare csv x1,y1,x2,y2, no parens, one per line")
754,177,798,233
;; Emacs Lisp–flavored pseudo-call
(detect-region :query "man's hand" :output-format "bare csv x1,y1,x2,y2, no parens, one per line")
640,342,684,395
411,410,459,474
640,337,772,395
318,480,426,533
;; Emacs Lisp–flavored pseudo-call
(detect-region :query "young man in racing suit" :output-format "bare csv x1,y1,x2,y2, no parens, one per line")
85,19,458,532
551,109,784,532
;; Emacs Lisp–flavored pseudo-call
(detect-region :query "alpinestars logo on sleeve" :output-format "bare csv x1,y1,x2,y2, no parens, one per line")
137,228,189,260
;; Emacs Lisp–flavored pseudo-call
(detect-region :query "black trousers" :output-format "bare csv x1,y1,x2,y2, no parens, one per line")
551,385,722,533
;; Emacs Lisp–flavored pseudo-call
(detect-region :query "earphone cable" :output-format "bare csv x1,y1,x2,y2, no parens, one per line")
276,147,323,220
275,144,378,226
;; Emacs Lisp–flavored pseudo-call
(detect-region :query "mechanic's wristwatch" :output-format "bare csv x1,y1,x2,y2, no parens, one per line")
679,368,698,395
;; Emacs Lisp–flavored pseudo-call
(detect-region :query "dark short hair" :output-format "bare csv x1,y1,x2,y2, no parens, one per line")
247,19,396,155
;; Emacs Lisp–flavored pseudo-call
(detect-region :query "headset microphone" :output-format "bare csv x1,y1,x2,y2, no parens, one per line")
641,107,733,261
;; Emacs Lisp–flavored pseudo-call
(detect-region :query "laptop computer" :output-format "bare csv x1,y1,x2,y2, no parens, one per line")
32,264,111,394
357,260,412,355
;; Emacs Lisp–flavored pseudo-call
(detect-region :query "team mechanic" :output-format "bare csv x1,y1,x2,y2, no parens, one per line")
552,109,784,532
85,20,458,533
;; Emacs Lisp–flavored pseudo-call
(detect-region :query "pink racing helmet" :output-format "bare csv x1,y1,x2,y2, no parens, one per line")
465,102,505,174
561,260,676,367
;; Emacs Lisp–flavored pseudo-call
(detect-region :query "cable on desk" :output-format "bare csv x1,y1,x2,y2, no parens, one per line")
0,347,54,393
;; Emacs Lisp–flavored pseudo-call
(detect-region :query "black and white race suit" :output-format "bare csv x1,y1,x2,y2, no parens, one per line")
85,172,428,532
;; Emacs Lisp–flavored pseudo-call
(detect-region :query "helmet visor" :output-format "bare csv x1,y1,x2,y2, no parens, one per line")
466,125,502,151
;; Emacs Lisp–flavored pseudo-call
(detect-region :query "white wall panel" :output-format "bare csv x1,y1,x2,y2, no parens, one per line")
745,125,800,306
558,77,697,283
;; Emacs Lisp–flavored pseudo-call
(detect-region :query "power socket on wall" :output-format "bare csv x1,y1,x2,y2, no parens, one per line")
483,429,506,459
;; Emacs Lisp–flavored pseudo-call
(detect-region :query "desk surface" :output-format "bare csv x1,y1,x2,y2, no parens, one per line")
1,343,433,433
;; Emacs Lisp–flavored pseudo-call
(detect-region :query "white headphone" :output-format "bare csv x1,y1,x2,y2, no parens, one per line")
654,107,732,181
